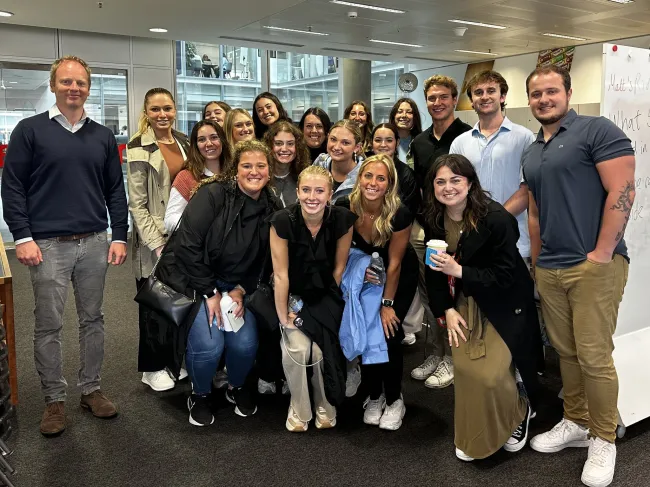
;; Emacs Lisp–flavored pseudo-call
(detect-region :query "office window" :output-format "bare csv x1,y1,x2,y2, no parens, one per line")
270,51,339,123
371,62,405,124
176,41,262,135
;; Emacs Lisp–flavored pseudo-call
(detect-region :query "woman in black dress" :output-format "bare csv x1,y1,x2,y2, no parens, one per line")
336,154,418,431
269,165,357,432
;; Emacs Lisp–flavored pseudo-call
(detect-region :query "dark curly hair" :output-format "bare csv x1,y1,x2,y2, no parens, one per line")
263,120,310,178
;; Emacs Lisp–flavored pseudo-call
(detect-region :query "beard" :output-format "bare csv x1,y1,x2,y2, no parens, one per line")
534,106,569,126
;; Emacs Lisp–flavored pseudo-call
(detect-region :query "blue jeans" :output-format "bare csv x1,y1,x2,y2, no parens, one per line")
186,300,258,395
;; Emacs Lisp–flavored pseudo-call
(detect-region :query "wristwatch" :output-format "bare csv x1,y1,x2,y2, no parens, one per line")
381,298,394,307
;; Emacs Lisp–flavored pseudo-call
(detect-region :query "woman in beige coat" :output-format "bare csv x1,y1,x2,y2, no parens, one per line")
127,87,190,392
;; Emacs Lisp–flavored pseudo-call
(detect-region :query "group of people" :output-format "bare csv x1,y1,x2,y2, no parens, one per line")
1,54,635,487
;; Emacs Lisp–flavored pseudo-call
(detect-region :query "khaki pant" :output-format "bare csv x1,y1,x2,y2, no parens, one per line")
281,327,335,423
410,220,450,357
535,255,628,443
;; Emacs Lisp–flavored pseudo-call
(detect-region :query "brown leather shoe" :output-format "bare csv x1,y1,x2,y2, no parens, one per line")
41,401,66,437
80,390,118,418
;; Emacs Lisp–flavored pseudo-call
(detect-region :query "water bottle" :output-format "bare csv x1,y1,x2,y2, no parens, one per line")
288,294,304,327
369,252,386,285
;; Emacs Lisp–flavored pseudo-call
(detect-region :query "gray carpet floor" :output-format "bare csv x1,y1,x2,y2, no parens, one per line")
4,250,650,487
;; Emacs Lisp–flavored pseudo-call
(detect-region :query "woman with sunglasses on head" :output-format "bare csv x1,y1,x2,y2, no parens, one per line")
423,154,541,460
313,119,364,203
224,108,255,149
344,100,374,155
269,165,357,431
299,107,332,162
203,101,232,127
336,154,418,430
389,98,422,168
253,92,289,140
127,87,190,392
263,120,311,208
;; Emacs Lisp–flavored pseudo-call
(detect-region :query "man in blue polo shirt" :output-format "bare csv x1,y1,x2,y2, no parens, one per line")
2,55,128,437
523,66,634,487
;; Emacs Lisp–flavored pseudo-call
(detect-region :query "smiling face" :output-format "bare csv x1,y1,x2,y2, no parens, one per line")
470,81,505,117
50,61,90,112
434,165,471,209
348,104,368,127
528,72,572,126
255,97,280,127
272,130,296,166
327,127,360,164
232,113,255,143
196,125,222,161
297,175,332,216
237,151,270,199
360,162,390,203
204,102,226,126
303,114,326,148
426,85,456,123
372,128,397,159
145,93,176,132
394,102,414,131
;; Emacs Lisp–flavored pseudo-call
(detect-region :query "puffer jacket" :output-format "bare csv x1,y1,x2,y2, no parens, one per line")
339,248,388,365
126,127,189,279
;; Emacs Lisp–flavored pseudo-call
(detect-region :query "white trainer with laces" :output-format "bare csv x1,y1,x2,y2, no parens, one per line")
345,365,362,397
401,332,417,346
142,370,175,391
530,418,590,453
379,396,406,431
410,354,441,380
581,437,616,487
363,394,386,426
177,368,188,381
455,448,474,462
257,378,277,395
424,356,454,389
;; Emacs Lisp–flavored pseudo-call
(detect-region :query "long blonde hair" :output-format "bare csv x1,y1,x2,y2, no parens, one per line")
133,88,175,138
223,108,254,149
349,154,401,246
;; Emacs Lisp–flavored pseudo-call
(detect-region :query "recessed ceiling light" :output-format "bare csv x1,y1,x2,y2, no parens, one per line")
369,39,423,48
0,10,14,17
608,0,634,3
330,1,405,13
264,26,329,36
449,19,506,29
9,81,17,84
542,32,587,41
149,28,168,33
455,49,498,56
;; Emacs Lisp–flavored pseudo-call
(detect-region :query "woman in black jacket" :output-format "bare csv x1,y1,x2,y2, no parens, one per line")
423,154,542,461
174,139,281,427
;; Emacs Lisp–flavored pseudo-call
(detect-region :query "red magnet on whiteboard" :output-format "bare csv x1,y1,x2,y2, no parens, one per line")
613,45,618,52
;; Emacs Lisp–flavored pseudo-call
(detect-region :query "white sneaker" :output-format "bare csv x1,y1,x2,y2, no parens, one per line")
142,370,175,391
401,333,417,346
425,356,454,389
379,396,406,431
363,394,386,426
455,447,474,462
285,406,308,433
581,437,616,487
315,406,336,429
178,368,188,381
212,369,228,389
345,365,362,398
410,354,441,380
257,378,277,395
281,380,290,396
530,418,590,453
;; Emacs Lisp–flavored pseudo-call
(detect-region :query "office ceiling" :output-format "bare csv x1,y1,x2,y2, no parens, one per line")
0,0,650,63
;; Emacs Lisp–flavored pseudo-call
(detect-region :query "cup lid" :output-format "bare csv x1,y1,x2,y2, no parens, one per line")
426,239,448,248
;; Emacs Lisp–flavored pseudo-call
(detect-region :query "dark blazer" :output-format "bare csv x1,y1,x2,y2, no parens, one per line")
424,200,542,408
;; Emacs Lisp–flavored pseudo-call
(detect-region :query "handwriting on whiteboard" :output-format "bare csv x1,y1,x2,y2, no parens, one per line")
608,74,650,93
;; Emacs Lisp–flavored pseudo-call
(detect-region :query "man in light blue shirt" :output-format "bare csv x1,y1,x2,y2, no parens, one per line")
450,70,535,257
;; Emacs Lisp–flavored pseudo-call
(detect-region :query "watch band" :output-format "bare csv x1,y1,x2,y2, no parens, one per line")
381,298,394,307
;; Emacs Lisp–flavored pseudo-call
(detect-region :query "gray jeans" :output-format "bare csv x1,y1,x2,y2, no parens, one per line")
29,232,109,403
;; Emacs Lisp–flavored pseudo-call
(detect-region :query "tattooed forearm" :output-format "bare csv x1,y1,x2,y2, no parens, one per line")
615,215,630,242
610,180,635,213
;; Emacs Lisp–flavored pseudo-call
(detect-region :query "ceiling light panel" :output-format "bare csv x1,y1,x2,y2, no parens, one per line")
264,26,329,36
607,0,634,3
330,1,405,14
149,28,168,33
369,39,423,47
0,10,14,16
542,32,587,41
448,19,506,29
455,50,498,56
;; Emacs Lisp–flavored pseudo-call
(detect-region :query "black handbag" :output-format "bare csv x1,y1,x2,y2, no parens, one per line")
247,281,278,331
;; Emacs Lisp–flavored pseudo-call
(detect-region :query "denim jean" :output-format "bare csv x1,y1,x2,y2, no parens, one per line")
186,298,258,395
29,232,109,403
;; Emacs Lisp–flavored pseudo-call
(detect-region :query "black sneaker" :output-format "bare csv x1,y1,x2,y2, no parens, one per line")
225,386,257,417
503,405,531,452
187,394,214,426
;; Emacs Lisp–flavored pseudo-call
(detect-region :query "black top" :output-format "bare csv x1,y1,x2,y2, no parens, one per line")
308,146,326,163
393,157,420,219
411,118,472,189
269,203,357,302
336,198,412,265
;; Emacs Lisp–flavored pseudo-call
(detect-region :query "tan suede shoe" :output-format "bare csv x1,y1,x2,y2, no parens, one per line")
40,401,66,437
80,390,118,418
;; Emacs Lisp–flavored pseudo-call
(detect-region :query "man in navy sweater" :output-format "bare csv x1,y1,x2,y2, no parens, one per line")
1,55,128,436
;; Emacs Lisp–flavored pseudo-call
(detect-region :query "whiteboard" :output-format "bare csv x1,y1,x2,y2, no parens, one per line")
602,43,650,428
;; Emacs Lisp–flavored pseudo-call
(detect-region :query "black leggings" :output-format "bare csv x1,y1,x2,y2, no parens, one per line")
362,245,419,405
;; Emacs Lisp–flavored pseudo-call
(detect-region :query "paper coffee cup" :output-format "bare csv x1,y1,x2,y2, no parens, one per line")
425,239,448,267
